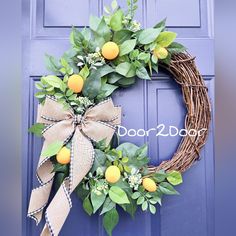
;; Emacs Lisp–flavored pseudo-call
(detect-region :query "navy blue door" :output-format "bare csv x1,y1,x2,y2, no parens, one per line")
22,0,214,235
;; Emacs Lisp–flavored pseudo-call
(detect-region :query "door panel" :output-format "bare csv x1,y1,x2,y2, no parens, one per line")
22,0,214,235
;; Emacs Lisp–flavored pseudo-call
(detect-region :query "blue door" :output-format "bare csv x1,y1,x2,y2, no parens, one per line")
22,0,214,235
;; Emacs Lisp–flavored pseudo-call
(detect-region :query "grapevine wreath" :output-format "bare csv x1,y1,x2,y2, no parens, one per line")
27,1,211,235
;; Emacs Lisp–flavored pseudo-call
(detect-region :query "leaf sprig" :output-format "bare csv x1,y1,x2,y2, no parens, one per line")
71,143,182,236
37,0,186,113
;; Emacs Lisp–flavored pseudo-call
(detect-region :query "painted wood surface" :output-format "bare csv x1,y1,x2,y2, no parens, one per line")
22,0,214,235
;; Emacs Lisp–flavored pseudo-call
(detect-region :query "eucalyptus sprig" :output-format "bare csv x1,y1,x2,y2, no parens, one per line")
126,0,139,21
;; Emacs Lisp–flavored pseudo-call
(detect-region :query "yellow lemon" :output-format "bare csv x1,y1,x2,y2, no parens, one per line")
67,74,84,93
105,165,121,183
153,46,168,59
102,42,119,60
56,147,70,165
142,178,157,192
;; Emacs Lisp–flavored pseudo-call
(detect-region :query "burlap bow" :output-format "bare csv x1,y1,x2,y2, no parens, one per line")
28,96,121,236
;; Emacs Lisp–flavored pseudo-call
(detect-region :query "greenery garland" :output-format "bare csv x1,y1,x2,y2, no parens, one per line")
28,1,191,235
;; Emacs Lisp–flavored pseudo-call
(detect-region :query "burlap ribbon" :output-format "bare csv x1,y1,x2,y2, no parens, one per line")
28,96,121,236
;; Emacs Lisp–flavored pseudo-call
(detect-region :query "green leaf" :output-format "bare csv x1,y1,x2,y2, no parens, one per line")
154,18,166,31
63,48,78,61
131,192,141,199
137,52,150,62
119,39,137,56
149,204,156,214
81,27,91,41
100,197,116,215
103,208,119,236
167,42,187,54
90,16,111,41
68,94,77,101
110,9,124,31
107,73,123,84
35,82,44,90
113,29,133,44
116,143,138,158
70,27,84,47
152,170,167,183
41,141,64,158
104,5,111,14
151,54,158,64
91,191,106,213
60,57,68,68
46,86,54,92
54,172,66,192
116,62,136,78
66,89,73,97
142,201,148,211
138,28,162,44
111,0,118,10
133,60,142,68
118,143,149,169
136,66,151,80
109,186,130,205
123,197,137,218
110,179,132,196
93,34,106,48
130,49,139,60
90,149,107,173
156,31,177,47
35,91,46,99
121,157,129,163
82,69,102,99
52,163,68,173
79,65,90,79
43,75,63,89
45,54,60,73
99,83,118,98
83,197,93,216
167,171,183,186
135,144,148,159
96,17,111,41
95,138,107,151
150,195,162,205
28,123,45,137
89,15,102,32
137,196,145,205
76,184,90,201
99,65,114,77
159,182,179,195
118,77,135,87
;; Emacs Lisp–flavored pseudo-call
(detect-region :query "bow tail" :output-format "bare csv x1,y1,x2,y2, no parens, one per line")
40,128,95,236
28,120,75,225
27,141,55,224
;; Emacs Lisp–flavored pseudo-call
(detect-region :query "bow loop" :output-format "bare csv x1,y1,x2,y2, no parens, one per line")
80,99,121,145
37,97,73,124
84,98,120,123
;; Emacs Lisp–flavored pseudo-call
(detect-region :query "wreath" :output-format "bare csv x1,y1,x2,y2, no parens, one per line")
27,1,211,235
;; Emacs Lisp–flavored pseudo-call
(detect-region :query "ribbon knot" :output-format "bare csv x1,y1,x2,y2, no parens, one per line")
28,97,121,236
73,114,82,126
